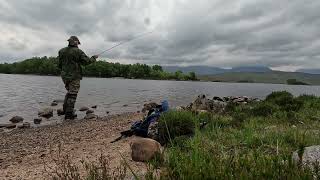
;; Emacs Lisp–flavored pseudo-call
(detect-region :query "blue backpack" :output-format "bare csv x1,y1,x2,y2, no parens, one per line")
131,100,169,137
111,100,169,143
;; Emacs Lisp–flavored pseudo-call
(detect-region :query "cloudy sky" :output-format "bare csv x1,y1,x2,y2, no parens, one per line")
0,0,319,71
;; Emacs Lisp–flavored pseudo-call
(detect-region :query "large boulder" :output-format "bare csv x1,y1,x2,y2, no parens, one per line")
9,116,24,123
131,138,161,162
292,145,320,168
191,94,209,111
190,95,226,113
38,108,53,118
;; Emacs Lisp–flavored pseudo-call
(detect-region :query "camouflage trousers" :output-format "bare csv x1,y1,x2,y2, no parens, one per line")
62,78,80,119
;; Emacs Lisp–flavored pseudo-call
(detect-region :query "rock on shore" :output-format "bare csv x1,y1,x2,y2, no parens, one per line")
131,138,162,162
38,108,53,118
293,145,320,168
0,124,17,129
86,109,94,114
9,116,24,123
79,106,89,112
84,113,98,120
17,122,31,129
180,94,260,113
34,118,42,124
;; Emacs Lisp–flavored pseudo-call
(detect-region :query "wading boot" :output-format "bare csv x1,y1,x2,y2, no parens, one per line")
65,112,77,120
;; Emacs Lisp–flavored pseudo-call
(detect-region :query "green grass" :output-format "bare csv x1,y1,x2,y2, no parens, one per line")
47,91,320,179
146,91,320,179
158,111,197,145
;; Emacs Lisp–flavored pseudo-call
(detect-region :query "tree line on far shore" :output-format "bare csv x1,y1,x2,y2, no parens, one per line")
0,56,197,81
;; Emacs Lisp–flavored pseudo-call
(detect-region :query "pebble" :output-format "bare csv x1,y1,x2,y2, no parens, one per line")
57,109,64,116
34,118,42,124
84,113,97,120
17,122,31,129
53,99,64,103
0,124,17,129
9,116,24,123
86,109,94,114
51,102,58,106
38,108,53,118
91,105,97,109
79,106,89,111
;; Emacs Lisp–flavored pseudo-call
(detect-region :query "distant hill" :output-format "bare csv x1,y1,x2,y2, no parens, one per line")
163,66,272,75
231,66,272,73
296,69,320,74
199,71,320,85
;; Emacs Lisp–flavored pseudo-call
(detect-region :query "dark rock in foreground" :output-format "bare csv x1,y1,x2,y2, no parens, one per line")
38,108,53,118
9,116,24,123
91,105,97,109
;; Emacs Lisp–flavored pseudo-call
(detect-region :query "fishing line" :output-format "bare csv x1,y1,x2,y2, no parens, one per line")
97,31,154,56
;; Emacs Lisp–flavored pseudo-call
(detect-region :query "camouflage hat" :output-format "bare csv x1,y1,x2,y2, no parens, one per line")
67,36,81,45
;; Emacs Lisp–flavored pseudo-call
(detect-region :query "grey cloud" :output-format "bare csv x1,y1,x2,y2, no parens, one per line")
1,0,320,70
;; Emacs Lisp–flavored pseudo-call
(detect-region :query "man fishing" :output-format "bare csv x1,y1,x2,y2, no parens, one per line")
58,36,98,120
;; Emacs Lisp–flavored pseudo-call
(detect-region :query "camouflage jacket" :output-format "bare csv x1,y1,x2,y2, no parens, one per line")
58,46,96,80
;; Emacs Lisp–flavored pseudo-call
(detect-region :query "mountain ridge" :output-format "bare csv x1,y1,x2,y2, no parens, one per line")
163,65,273,75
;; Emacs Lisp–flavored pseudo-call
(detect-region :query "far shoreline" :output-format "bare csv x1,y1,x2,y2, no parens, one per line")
0,72,316,86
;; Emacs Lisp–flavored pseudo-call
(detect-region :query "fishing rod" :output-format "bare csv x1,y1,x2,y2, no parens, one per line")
97,31,154,56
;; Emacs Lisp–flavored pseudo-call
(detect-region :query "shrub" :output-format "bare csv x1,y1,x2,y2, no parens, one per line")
251,102,278,117
287,79,309,85
231,112,248,127
158,111,197,144
265,91,303,112
225,102,238,114
265,91,294,103
296,94,317,102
